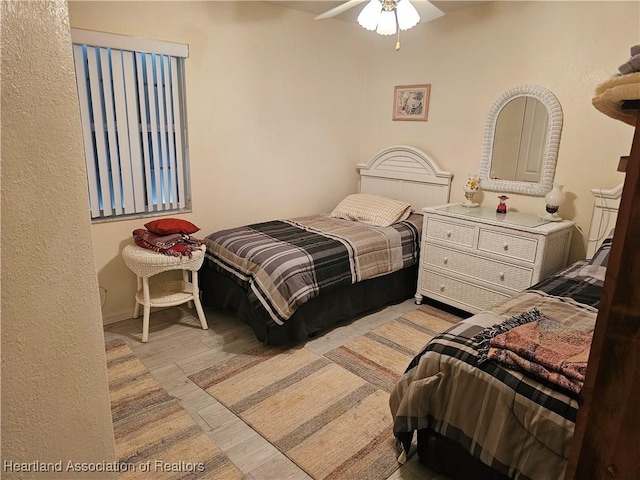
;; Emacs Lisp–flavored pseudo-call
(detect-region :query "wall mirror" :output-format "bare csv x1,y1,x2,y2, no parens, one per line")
478,85,563,196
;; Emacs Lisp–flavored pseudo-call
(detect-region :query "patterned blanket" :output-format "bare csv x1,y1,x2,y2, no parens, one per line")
204,213,422,325
390,261,602,480
132,228,205,257
487,316,592,396
529,259,603,308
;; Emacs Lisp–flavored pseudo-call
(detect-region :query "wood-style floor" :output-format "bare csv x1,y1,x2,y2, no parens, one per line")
104,299,451,480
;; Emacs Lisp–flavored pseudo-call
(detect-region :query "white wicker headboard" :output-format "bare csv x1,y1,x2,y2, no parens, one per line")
586,183,622,258
357,145,452,213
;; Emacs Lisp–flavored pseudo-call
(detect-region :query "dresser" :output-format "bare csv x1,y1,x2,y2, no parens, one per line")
416,204,573,313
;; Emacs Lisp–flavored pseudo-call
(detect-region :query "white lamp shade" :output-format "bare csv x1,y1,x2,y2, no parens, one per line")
376,10,397,35
545,183,566,208
541,183,566,220
357,0,382,31
396,0,420,30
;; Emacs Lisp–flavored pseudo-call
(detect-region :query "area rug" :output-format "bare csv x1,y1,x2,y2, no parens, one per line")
106,339,243,480
325,304,462,392
187,305,462,480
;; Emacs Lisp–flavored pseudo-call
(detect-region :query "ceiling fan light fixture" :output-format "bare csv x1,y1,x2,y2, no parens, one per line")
376,9,397,35
357,0,382,31
396,0,420,30
352,0,426,49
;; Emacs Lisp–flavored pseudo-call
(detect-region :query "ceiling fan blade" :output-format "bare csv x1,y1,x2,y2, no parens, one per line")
413,0,444,23
314,0,368,20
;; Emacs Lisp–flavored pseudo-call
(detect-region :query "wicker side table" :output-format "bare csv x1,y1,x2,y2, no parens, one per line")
122,244,209,342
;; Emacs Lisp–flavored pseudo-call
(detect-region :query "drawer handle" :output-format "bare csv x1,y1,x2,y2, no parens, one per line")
499,272,505,281
443,257,448,265
446,231,452,238
440,284,445,292
503,243,509,251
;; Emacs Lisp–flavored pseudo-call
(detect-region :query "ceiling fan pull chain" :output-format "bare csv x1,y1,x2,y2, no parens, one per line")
395,11,401,50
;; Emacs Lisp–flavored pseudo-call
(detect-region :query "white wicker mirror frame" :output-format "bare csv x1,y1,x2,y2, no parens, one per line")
478,85,563,197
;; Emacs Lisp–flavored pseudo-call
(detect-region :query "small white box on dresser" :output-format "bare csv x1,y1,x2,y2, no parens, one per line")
416,204,573,313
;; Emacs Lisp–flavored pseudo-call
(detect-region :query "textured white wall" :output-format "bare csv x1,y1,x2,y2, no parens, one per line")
1,1,117,476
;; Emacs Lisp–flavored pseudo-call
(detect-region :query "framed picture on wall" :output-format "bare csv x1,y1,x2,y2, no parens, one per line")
393,84,430,121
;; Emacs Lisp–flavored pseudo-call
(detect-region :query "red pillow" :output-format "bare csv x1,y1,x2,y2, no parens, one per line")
144,218,200,235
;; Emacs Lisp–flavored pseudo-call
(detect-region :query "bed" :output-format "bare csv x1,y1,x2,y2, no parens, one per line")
389,185,621,480
200,146,452,345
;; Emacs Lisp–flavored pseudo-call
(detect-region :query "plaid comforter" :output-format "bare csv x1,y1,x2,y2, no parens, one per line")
390,261,602,480
204,213,422,325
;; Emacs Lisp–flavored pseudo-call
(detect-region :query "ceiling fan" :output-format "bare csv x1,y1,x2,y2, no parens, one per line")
315,0,444,50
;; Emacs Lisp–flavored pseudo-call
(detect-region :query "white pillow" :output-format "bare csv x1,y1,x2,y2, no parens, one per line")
329,193,412,227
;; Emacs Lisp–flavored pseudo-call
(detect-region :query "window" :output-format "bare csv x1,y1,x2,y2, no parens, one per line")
71,29,191,221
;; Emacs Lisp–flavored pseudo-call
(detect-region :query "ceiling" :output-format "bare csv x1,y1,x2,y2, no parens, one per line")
264,1,488,23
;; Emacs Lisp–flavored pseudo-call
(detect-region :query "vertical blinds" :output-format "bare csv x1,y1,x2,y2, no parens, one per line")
71,29,190,220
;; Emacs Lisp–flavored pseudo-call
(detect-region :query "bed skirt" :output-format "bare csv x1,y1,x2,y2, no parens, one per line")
200,265,418,345
417,429,511,480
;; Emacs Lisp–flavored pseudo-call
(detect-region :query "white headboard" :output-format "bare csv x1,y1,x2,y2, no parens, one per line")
357,145,452,213
586,183,622,258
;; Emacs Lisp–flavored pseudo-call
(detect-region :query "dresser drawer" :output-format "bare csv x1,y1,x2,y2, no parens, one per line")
421,271,511,312
423,244,533,291
425,218,475,247
478,229,538,263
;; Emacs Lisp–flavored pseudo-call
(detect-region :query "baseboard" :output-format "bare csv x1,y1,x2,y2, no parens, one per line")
101,306,176,326
102,308,134,326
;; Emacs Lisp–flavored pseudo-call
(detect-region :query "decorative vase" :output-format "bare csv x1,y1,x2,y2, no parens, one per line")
462,174,480,208
541,183,566,221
